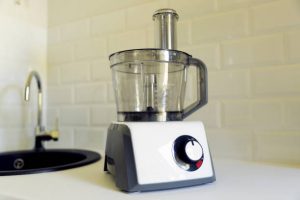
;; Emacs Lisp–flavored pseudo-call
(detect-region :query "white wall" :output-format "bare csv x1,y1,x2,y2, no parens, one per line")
0,0,47,151
47,0,300,164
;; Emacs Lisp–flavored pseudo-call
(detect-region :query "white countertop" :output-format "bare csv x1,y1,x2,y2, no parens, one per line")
0,157,299,200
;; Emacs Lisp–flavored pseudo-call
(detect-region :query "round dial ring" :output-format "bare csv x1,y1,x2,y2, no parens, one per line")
185,140,203,161
173,135,204,171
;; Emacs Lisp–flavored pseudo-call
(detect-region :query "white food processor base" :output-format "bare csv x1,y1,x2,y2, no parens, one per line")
104,121,216,192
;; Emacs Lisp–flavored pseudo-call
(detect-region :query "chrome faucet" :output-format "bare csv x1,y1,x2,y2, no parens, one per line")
24,71,59,150
24,71,44,134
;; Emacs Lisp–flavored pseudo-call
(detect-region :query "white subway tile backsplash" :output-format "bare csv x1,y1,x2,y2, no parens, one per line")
252,65,300,96
283,101,300,129
182,43,220,69
74,128,107,150
169,0,215,19
48,87,73,105
61,19,89,42
91,10,126,36
209,70,250,97
146,27,155,48
191,10,247,43
217,0,274,10
222,100,252,127
252,101,283,129
75,83,107,104
46,108,59,128
254,131,300,164
286,29,300,63
187,101,221,128
60,107,89,126
90,105,116,125
108,30,147,54
48,0,156,26
47,66,59,86
48,43,73,65
48,26,61,45
74,38,107,60
90,60,111,81
252,0,300,33
126,0,167,30
207,129,253,160
177,21,191,46
222,100,285,129
60,61,90,83
221,34,285,68
107,82,115,103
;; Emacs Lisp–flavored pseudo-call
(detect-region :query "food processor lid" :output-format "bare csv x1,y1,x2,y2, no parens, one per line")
109,48,191,67
152,8,179,20
110,8,187,67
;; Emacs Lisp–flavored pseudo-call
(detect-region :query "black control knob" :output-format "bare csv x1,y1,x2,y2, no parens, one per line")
173,135,204,171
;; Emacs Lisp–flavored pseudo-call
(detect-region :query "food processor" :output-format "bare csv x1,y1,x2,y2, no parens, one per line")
104,8,215,192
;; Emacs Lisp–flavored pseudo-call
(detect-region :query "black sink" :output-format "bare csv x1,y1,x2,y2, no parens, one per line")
0,149,101,176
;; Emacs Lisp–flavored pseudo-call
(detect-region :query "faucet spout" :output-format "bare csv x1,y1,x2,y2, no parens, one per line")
24,71,59,151
24,71,43,134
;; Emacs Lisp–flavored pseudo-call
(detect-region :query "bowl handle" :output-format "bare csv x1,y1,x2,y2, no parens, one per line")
182,57,208,119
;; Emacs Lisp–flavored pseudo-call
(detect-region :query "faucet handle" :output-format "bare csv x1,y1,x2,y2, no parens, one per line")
34,117,60,150
50,117,60,141
49,130,59,141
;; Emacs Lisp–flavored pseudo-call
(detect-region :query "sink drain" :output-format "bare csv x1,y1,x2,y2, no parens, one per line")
13,158,24,169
